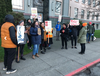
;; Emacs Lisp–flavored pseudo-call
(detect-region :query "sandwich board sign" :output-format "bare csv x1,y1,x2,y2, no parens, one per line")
17,26,25,44
70,20,79,26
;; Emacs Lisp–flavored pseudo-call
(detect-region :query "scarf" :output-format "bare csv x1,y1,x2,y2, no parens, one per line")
41,26,47,41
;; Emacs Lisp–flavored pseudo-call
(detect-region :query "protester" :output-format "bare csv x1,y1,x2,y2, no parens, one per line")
87,22,93,43
1,14,17,74
27,19,32,49
91,23,95,41
70,25,79,49
77,23,87,54
46,28,53,49
16,20,29,63
30,21,41,59
40,22,47,54
60,23,69,49
55,21,61,41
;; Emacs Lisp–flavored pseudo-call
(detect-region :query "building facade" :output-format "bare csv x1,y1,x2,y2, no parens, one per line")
69,0,100,29
12,0,70,27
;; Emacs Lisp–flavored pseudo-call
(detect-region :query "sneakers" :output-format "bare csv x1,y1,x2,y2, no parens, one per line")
32,55,35,59
15,58,20,63
20,57,26,60
6,69,17,74
41,51,45,54
3,67,7,71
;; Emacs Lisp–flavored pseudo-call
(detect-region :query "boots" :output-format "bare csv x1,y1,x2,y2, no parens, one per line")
32,55,35,59
35,53,39,57
15,58,20,63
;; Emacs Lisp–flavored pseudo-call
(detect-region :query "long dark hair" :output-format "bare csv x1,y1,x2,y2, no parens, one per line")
40,22,43,27
31,21,36,28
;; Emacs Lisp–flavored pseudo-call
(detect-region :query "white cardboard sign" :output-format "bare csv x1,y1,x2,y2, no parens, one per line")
70,20,79,26
58,15,62,22
45,21,52,32
17,26,25,44
31,8,38,18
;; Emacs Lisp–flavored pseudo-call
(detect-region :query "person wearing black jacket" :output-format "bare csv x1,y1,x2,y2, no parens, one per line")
70,25,80,49
1,15,17,74
91,23,95,41
60,23,69,49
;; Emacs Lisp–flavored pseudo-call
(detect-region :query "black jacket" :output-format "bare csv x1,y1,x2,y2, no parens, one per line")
5,14,17,45
60,28,69,38
92,25,95,33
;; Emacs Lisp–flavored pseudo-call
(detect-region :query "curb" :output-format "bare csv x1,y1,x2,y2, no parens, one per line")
65,59,100,76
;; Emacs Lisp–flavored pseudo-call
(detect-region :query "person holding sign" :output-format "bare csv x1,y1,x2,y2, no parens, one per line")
1,15,17,74
40,22,47,54
30,21,41,59
16,20,29,63
60,23,69,49
77,23,87,54
55,21,61,41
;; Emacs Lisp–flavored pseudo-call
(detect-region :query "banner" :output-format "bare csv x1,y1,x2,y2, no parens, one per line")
31,8,38,18
70,20,79,26
17,26,25,44
45,21,52,32
58,15,62,22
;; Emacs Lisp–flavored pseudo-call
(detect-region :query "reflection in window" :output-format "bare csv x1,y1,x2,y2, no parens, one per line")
96,13,99,20
12,0,23,9
82,0,85,4
87,11,90,19
88,0,91,5
75,0,79,2
93,0,96,7
92,12,95,20
81,9,84,19
74,8,78,18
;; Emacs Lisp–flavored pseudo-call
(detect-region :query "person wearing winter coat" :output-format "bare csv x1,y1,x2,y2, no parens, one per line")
91,23,95,41
70,25,79,49
87,22,93,43
40,22,47,54
1,14,17,74
77,23,87,54
60,23,69,49
30,21,41,59
16,20,29,63
55,21,61,41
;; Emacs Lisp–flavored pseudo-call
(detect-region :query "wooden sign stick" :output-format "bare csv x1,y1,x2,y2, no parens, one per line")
18,46,20,61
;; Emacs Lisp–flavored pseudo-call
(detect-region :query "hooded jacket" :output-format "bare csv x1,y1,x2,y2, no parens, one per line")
1,14,17,48
55,21,61,31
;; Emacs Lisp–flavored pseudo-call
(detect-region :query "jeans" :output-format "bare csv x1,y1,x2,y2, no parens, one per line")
87,33,92,42
56,31,60,40
61,37,67,48
33,44,39,55
71,35,77,47
80,43,85,53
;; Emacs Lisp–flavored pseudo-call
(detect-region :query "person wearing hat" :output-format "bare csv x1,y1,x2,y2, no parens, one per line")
1,14,17,74
91,23,95,41
87,22,93,43
16,20,29,63
77,23,87,54
55,21,61,41
60,23,69,49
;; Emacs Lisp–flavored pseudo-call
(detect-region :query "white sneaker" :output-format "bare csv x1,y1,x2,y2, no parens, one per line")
6,69,17,74
3,67,7,71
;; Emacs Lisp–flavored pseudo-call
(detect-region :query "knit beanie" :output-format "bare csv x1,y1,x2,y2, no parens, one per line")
82,23,87,27
19,20,24,25
89,22,92,25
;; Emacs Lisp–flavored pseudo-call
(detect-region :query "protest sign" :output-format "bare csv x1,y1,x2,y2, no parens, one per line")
70,20,79,26
58,15,62,22
38,14,42,22
31,8,38,18
17,26,25,44
45,21,52,32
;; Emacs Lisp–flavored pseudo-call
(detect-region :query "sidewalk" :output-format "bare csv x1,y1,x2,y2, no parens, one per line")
0,38,100,76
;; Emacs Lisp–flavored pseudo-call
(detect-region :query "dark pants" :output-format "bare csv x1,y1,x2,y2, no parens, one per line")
16,44,25,58
71,36,77,46
87,33,92,42
56,31,60,40
80,43,85,53
4,48,16,70
91,33,94,41
27,35,32,47
61,37,67,48
40,39,46,50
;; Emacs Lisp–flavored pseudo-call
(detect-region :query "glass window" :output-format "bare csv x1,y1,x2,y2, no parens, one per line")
74,8,78,18
81,9,84,19
87,11,90,19
92,12,95,20
75,0,79,2
93,0,96,7
82,0,85,4
12,0,24,10
96,13,99,20
88,0,91,5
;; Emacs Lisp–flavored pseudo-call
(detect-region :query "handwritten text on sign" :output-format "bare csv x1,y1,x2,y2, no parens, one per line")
70,20,79,26
45,21,52,32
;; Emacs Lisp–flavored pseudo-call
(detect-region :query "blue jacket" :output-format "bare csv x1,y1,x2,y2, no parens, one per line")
30,27,41,44
55,24,61,31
